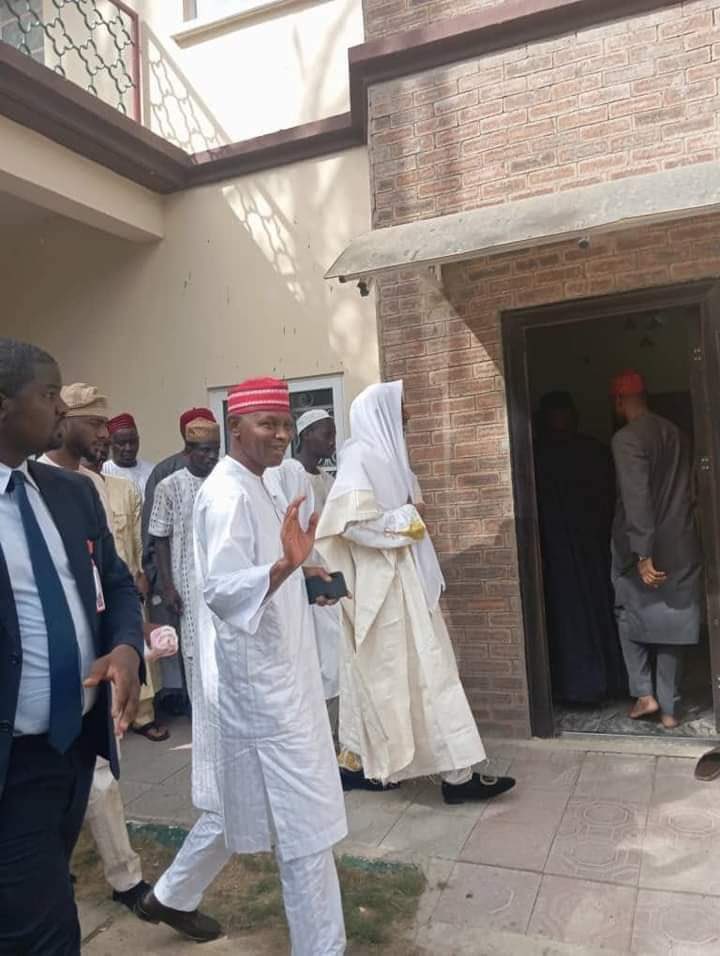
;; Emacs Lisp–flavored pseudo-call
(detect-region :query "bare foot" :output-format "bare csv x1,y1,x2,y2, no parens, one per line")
629,696,660,720
661,714,679,730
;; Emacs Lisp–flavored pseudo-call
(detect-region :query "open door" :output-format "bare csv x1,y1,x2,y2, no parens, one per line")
694,286,720,727
504,280,720,737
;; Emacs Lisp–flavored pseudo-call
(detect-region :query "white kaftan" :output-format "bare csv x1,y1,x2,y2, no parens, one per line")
267,460,341,701
148,468,204,693
191,455,346,859
316,381,486,784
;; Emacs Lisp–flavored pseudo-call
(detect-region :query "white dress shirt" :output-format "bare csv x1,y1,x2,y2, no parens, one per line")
0,460,97,734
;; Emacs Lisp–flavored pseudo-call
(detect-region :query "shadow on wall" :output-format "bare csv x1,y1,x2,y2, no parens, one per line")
0,0,375,454
139,0,357,154
142,24,230,152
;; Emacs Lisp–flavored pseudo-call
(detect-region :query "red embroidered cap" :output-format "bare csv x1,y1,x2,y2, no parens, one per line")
228,377,290,416
107,413,137,435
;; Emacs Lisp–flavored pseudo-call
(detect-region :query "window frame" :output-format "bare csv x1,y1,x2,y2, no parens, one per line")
207,373,346,462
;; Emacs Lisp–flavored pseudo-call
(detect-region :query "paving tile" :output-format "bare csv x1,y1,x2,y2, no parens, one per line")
379,803,479,861
545,797,646,886
433,861,541,933
640,797,720,895
461,788,568,871
409,777,501,819
632,889,720,954
413,856,456,929
118,778,152,807
124,768,199,828
528,875,636,951
574,752,655,805
79,898,116,942
340,795,404,850
652,757,715,808
507,749,584,792
418,920,614,955
119,734,192,786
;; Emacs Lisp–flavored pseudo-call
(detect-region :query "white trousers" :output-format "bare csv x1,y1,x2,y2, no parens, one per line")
85,758,142,893
443,768,473,785
182,652,194,703
155,811,346,955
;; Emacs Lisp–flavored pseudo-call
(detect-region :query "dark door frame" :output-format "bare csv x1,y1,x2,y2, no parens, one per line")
501,280,720,738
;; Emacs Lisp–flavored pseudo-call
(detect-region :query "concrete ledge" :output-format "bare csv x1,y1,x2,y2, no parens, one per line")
0,116,164,242
326,162,720,281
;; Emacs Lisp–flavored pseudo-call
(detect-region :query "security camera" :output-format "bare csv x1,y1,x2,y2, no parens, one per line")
357,279,373,297
577,236,591,250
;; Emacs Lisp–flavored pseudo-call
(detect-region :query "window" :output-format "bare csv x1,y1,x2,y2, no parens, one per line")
208,374,345,473
182,0,267,22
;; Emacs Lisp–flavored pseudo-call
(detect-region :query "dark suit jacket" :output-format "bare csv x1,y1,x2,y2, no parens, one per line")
0,461,144,795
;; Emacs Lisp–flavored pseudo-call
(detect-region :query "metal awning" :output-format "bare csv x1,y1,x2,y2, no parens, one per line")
326,162,720,282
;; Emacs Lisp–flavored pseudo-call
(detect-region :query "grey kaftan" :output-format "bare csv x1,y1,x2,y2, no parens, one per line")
611,412,701,646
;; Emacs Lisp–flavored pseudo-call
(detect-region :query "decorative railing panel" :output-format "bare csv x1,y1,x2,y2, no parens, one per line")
0,0,140,120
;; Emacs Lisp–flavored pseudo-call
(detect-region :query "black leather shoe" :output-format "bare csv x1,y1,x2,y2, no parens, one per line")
340,767,400,792
136,889,223,942
442,773,516,805
113,879,152,913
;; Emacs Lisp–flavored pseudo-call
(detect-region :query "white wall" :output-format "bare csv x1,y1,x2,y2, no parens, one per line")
0,147,378,462
133,0,363,148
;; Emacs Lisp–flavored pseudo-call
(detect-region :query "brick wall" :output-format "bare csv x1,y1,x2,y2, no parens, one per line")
364,0,505,40
380,213,720,738
366,1,720,736
369,0,720,228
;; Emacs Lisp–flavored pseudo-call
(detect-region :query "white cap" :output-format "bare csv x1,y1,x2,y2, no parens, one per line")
295,409,332,436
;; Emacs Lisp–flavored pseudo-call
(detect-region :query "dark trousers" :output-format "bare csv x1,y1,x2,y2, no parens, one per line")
0,730,96,955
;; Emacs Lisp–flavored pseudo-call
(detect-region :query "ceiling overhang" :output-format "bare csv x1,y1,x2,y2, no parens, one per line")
325,163,720,282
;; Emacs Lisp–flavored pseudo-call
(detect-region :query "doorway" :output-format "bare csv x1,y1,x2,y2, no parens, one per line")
502,281,720,739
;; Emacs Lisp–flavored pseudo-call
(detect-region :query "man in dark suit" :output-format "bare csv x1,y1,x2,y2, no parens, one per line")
0,338,144,954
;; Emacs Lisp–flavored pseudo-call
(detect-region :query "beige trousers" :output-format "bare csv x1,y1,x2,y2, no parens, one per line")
85,757,142,894
132,658,159,730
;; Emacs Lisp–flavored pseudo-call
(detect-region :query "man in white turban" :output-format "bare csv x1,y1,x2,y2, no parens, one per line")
316,382,515,803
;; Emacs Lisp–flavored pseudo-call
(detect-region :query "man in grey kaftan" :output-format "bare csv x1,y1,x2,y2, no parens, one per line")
610,370,702,728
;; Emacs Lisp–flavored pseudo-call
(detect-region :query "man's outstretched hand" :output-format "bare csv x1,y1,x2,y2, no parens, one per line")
280,497,319,571
83,644,141,736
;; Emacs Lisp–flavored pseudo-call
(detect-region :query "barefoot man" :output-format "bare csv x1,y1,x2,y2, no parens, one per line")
610,370,702,730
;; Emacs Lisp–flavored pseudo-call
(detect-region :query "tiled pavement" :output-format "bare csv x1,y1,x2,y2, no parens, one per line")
87,721,720,954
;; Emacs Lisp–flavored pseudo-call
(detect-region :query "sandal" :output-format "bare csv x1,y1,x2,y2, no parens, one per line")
695,747,720,782
132,721,170,743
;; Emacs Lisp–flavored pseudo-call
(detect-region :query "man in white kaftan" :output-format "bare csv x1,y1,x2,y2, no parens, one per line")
138,377,347,954
316,382,515,804
149,419,220,702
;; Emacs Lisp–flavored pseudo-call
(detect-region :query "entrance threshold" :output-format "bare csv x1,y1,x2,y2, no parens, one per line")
557,731,712,760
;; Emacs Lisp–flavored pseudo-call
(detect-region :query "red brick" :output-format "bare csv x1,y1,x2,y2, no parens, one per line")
557,105,609,130
505,54,554,79
434,89,479,115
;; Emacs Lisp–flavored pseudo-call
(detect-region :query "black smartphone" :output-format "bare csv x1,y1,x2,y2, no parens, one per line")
306,571,349,605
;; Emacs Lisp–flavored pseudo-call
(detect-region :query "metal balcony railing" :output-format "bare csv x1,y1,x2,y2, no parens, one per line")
0,0,140,120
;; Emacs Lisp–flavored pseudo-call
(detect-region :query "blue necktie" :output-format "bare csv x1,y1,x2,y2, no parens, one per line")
8,470,83,752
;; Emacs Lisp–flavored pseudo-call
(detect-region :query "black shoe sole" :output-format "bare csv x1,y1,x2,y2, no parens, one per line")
340,769,400,792
135,904,222,943
442,778,516,805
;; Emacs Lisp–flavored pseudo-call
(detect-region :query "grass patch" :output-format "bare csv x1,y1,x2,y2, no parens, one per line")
73,824,425,947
